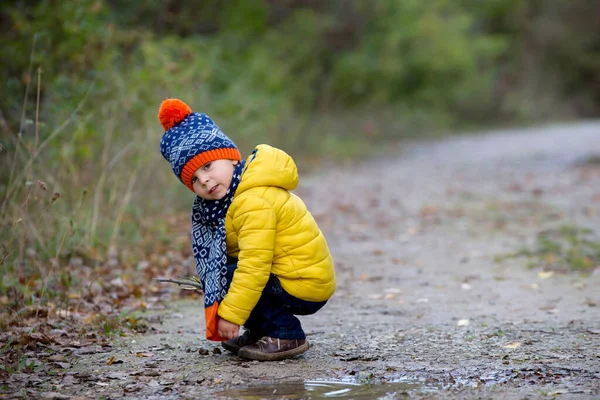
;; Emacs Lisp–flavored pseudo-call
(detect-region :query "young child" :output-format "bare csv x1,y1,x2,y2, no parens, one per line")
158,98,336,361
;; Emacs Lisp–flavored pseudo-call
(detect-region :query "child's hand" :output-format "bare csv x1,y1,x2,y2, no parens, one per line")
218,318,240,339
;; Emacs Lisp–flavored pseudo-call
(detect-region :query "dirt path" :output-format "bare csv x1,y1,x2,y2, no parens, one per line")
33,123,600,399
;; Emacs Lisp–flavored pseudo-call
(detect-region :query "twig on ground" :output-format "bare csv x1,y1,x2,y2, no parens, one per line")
154,277,204,294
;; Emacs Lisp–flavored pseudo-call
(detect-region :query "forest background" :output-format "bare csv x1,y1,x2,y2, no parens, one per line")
1,0,599,336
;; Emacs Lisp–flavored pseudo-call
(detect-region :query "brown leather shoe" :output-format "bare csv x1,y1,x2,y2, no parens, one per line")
237,336,309,361
221,330,262,355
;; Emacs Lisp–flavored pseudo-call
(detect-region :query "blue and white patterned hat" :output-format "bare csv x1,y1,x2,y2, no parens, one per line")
158,98,241,191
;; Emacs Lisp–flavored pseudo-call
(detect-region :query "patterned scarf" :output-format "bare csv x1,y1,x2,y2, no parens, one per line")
191,161,245,341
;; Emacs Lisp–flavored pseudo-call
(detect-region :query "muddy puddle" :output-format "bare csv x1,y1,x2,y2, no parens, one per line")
215,378,441,399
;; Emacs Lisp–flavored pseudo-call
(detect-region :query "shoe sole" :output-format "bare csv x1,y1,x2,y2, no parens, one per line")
237,341,310,361
221,341,240,355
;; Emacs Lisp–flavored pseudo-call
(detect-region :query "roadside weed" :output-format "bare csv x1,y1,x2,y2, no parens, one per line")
495,225,600,273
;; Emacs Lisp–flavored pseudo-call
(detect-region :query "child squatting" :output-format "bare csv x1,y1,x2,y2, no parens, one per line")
158,98,336,361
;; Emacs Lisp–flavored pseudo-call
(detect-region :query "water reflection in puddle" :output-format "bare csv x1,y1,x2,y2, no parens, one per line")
216,378,441,399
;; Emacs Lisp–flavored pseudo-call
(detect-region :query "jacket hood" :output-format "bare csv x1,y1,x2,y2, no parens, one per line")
236,145,298,195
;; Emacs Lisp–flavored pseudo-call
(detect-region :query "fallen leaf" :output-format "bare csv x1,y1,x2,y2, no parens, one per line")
359,273,383,282
76,346,109,355
538,271,554,279
420,205,439,217
457,319,470,327
340,354,379,361
503,341,521,349
40,392,70,400
129,370,144,376
349,223,369,233
335,203,357,213
546,389,568,396
61,375,79,386
24,332,53,345
585,299,598,307
107,356,123,365
124,383,144,393
144,370,160,377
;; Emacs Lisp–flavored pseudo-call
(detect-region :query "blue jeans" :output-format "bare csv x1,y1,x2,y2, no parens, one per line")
224,261,327,339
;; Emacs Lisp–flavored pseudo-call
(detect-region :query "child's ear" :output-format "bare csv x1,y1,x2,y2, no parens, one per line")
232,160,239,166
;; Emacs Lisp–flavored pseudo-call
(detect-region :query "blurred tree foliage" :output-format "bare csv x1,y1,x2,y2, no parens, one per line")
1,0,599,185
2,0,599,136
1,0,599,262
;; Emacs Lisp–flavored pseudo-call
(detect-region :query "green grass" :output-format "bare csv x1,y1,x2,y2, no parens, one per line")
89,312,151,337
0,340,42,374
495,225,600,273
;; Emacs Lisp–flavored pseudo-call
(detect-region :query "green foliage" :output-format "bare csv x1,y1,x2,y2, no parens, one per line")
458,0,600,120
329,0,507,121
496,225,600,273
221,0,270,36
0,0,113,128
91,312,149,337
0,340,40,374
107,0,223,37
1,0,600,316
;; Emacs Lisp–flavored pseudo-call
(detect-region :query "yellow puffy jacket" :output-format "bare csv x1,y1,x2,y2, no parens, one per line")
218,144,336,326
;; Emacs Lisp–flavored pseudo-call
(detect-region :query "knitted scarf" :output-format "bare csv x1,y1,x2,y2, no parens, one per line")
191,161,245,341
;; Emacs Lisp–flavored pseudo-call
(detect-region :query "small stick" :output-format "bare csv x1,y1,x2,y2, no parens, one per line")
154,277,204,293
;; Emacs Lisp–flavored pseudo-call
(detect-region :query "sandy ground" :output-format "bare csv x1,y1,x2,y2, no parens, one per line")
14,123,600,399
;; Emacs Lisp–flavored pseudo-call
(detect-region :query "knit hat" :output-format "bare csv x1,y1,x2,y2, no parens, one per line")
158,98,242,192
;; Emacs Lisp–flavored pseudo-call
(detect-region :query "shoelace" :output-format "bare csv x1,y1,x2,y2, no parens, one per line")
257,337,282,350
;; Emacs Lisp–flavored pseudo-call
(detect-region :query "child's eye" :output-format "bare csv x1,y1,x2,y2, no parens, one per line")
191,176,198,184
203,163,211,170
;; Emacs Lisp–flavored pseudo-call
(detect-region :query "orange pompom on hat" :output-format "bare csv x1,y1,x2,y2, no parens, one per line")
158,98,241,191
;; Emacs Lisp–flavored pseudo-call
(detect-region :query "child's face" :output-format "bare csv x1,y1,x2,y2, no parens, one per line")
191,159,239,200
